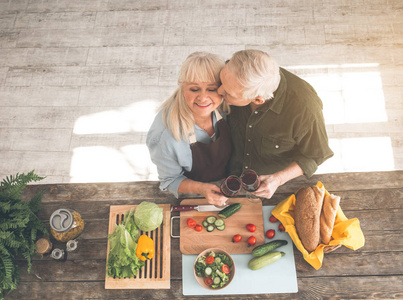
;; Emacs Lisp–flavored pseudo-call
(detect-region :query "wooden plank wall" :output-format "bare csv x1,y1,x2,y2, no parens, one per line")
0,0,402,184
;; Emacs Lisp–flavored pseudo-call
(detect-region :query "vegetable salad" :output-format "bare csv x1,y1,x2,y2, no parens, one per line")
195,251,233,289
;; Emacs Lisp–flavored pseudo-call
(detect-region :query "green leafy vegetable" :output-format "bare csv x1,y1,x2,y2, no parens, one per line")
122,208,140,242
217,253,233,268
195,256,207,277
106,224,144,278
134,201,163,232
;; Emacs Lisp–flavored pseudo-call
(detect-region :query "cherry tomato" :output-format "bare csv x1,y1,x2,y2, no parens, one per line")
269,215,278,223
278,223,285,232
187,218,196,228
205,255,214,264
247,236,257,247
195,224,203,232
232,234,242,243
266,229,275,239
246,223,256,232
221,264,230,274
204,276,213,286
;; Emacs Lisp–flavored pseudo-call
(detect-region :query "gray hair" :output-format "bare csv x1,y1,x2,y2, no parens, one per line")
227,50,281,100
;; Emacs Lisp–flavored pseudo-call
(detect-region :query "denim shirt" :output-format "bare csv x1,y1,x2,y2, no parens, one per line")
146,110,220,198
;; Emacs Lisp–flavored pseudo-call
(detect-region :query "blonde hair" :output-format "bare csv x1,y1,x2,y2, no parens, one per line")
161,52,230,141
227,49,281,100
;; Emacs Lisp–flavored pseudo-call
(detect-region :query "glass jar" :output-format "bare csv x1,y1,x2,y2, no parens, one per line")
35,237,53,255
50,209,84,242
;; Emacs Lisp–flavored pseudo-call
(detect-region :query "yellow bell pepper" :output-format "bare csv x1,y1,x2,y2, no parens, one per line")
136,234,154,261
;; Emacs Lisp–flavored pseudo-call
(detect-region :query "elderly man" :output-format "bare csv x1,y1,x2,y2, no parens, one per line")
218,49,333,199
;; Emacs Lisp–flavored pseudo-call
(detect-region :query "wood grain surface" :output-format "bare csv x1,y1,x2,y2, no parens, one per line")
6,171,403,299
179,198,266,255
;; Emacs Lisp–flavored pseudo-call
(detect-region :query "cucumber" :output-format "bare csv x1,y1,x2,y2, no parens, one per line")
206,225,215,232
214,219,225,227
206,216,217,224
217,203,242,219
202,220,209,227
204,267,212,276
213,276,221,285
248,251,285,270
252,240,288,257
216,224,225,231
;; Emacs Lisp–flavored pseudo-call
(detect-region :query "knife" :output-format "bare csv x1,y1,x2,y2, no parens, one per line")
171,204,227,212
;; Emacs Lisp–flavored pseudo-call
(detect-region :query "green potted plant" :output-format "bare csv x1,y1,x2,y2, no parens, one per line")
0,171,47,300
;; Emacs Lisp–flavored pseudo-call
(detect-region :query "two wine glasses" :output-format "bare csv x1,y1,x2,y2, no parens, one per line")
220,169,261,202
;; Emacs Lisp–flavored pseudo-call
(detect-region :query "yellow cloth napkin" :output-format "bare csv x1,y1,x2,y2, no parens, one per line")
271,181,365,270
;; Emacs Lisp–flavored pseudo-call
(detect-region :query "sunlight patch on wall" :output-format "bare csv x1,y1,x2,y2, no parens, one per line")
120,144,158,180
73,100,159,135
288,63,387,125
70,145,158,183
317,136,395,174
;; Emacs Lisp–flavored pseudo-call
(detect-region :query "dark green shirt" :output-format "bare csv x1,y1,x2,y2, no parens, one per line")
228,68,334,178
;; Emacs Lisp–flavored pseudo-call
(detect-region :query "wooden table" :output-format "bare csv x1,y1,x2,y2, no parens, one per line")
8,171,403,299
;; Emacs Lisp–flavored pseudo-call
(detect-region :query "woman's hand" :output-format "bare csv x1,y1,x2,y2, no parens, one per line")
199,183,228,206
178,179,227,206
252,174,282,199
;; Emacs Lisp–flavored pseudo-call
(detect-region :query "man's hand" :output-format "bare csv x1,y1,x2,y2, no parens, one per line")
252,162,304,199
199,183,228,206
252,174,282,199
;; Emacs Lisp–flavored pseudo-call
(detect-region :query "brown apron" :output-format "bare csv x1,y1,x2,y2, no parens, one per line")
184,111,231,182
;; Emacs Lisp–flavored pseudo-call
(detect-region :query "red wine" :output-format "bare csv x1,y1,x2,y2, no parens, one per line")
241,170,260,192
227,177,241,190
220,176,241,197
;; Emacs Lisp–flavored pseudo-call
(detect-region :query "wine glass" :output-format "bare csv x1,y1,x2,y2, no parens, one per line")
220,175,242,198
240,169,261,203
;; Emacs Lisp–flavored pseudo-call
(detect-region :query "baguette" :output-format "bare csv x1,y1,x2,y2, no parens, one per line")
320,193,340,245
294,186,325,253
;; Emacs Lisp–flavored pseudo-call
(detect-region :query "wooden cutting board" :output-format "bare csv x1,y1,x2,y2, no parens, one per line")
179,198,265,254
105,204,171,289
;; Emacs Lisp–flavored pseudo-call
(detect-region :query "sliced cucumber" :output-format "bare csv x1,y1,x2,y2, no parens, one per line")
206,225,215,232
214,218,224,227
214,257,222,264
213,276,221,285
216,224,225,231
206,216,217,224
204,267,212,276
202,220,209,227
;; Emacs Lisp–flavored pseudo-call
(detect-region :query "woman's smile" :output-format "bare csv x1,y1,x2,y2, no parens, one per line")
183,82,222,117
195,102,212,108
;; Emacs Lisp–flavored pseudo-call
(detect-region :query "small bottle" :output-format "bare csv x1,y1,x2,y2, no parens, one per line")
50,248,67,262
66,239,78,252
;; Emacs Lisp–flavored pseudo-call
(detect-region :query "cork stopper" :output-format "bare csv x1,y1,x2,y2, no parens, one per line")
35,237,53,254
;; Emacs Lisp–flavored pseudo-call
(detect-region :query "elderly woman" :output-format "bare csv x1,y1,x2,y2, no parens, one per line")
147,52,230,206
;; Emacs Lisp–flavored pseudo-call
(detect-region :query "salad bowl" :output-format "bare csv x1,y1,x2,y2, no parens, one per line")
193,248,235,290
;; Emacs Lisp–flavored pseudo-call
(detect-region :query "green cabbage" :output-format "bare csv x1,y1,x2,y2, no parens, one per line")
134,201,163,231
